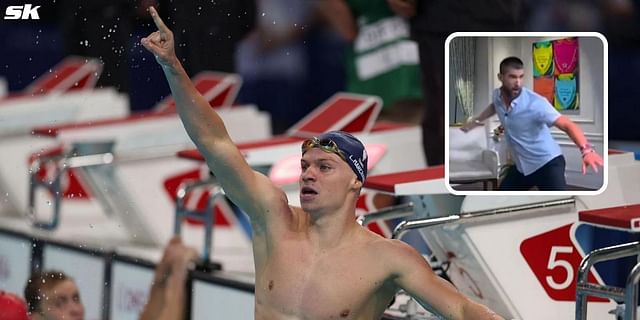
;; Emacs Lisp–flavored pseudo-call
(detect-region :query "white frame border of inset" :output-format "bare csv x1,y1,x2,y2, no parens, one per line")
444,32,608,196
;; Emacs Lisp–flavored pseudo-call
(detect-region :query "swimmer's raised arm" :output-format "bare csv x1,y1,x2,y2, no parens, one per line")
140,7,284,224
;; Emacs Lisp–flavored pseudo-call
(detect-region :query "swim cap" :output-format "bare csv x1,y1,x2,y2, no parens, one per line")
302,131,368,182
0,291,29,320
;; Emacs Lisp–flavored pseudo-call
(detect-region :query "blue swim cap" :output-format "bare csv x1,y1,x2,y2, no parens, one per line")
306,131,368,182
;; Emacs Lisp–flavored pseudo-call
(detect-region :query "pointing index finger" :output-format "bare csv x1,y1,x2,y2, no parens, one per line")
149,6,169,34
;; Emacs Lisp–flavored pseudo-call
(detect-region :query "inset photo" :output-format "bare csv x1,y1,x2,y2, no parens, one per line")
445,32,607,195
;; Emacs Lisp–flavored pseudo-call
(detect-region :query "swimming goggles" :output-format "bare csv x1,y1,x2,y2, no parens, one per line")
301,137,346,161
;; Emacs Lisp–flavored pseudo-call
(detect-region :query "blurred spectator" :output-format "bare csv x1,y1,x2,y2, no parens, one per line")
139,237,198,320
235,0,313,134
391,0,524,166
235,0,346,134
319,0,425,125
0,290,29,320
24,270,84,320
526,0,602,31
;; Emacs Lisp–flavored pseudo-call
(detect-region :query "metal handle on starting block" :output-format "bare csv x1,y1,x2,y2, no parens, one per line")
27,142,115,231
392,198,575,240
575,241,640,320
174,178,225,269
624,261,640,320
27,156,67,230
357,202,415,226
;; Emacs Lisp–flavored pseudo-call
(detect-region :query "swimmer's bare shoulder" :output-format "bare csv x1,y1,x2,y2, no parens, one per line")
358,230,432,285
362,231,504,320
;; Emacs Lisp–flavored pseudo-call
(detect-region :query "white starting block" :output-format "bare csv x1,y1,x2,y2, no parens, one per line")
0,89,129,137
12,76,268,274
153,71,241,112
21,56,103,95
0,56,127,214
0,55,103,101
0,72,243,217
0,56,127,138
365,166,448,196
362,149,640,319
576,203,640,320
0,58,129,216
0,73,269,272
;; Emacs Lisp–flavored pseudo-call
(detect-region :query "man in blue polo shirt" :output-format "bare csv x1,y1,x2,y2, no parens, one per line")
462,56,603,191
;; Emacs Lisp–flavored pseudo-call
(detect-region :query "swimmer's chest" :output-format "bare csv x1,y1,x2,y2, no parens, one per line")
257,242,393,319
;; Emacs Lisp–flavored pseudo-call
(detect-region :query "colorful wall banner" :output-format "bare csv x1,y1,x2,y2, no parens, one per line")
532,37,579,111
533,41,554,77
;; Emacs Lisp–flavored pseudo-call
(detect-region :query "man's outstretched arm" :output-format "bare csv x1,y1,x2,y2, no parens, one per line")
140,7,282,221
460,104,497,132
554,115,604,175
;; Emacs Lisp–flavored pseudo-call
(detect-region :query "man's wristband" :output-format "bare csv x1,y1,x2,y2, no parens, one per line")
580,143,594,157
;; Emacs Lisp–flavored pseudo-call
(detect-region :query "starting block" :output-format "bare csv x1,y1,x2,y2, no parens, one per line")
361,149,640,319
1,73,268,274
22,56,102,95
576,203,640,320
0,56,126,137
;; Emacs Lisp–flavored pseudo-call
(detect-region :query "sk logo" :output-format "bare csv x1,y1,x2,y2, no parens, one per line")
4,4,41,20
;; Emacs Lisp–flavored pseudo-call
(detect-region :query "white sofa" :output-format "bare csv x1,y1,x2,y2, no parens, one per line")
448,125,500,190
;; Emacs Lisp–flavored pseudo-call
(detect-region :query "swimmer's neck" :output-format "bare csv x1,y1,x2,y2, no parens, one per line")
299,207,363,251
